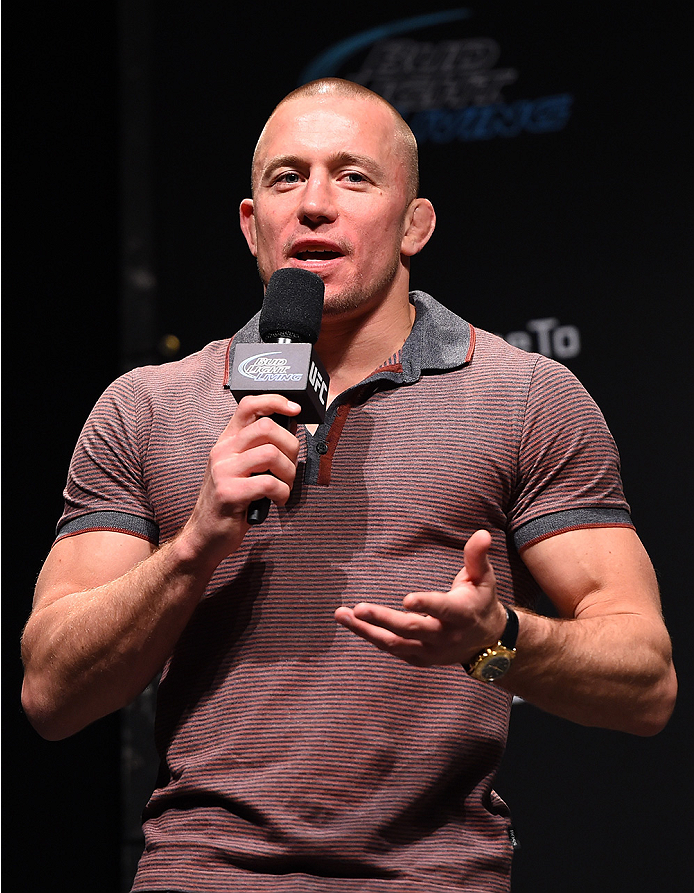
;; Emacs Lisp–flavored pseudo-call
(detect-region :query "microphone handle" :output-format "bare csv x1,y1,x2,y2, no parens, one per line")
246,413,290,525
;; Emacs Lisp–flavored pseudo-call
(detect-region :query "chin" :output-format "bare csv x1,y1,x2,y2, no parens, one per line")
321,292,365,316
322,272,401,318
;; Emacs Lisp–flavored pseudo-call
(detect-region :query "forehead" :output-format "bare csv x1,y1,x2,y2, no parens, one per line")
253,95,406,184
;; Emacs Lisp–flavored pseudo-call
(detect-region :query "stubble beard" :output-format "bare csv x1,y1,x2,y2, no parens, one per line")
255,236,405,320
280,248,404,320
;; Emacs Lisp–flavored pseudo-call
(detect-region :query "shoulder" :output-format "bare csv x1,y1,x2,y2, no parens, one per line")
472,327,554,373
471,328,594,404
124,339,232,391
95,340,232,413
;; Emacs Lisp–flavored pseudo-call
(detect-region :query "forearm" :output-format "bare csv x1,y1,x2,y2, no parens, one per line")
21,535,217,740
22,395,303,741
499,608,677,736
336,529,677,736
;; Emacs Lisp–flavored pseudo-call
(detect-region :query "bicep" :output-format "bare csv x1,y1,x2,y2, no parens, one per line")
520,526,662,621
33,530,156,611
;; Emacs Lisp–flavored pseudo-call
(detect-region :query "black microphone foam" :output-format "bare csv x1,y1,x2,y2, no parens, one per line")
259,268,325,344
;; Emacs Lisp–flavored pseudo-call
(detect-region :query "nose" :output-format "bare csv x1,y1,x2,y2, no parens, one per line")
298,173,337,226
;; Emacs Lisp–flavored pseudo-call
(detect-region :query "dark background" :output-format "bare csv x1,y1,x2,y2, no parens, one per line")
5,2,691,890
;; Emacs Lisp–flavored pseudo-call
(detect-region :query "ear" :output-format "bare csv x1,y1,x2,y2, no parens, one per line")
239,199,258,257
400,198,436,258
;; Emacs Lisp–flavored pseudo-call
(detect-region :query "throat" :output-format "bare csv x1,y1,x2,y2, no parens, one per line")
310,301,415,414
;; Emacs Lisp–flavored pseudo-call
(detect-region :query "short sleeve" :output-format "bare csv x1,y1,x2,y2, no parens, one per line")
508,356,633,551
56,372,159,544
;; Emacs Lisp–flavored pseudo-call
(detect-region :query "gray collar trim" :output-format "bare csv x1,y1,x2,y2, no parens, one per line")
401,290,473,380
229,291,473,387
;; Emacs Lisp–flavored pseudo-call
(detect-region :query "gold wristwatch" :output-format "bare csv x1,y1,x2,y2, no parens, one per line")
466,606,519,682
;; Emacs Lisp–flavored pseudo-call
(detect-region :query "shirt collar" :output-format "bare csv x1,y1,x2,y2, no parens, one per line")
226,291,474,387
400,290,474,380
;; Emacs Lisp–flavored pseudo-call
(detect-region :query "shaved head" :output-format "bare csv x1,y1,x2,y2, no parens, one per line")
252,78,420,203
240,77,436,318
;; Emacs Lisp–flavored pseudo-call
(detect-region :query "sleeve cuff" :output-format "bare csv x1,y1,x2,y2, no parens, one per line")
513,507,633,552
56,511,160,544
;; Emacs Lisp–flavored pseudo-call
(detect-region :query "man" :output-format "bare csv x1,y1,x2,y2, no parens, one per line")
22,79,676,892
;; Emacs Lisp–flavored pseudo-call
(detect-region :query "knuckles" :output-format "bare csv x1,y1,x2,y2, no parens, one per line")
254,415,278,437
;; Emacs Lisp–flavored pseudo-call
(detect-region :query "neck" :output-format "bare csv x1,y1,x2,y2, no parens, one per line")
316,291,415,403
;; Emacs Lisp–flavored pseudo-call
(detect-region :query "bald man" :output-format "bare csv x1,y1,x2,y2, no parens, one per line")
22,79,675,893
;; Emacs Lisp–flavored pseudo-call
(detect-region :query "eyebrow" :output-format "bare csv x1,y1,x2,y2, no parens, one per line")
258,152,388,185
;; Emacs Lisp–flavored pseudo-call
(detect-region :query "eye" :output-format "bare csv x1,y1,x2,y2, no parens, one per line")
273,171,303,188
268,170,304,192
343,171,367,184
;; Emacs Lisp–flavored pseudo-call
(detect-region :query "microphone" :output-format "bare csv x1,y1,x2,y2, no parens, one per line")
229,268,329,524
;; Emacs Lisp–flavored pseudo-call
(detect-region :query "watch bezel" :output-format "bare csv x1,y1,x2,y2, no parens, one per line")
468,645,517,682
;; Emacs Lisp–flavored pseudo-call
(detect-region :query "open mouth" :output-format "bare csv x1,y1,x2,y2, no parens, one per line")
294,249,343,261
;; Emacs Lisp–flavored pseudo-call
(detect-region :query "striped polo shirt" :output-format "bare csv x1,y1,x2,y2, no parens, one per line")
57,292,632,892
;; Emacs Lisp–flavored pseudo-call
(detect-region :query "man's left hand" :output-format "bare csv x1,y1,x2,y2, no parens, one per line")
334,529,508,667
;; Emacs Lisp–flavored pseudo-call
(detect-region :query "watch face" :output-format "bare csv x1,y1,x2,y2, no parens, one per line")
480,654,512,681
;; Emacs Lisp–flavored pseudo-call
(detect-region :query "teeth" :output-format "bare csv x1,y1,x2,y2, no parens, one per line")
296,249,340,260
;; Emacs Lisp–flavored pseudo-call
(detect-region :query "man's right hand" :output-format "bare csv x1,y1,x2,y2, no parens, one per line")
176,394,302,568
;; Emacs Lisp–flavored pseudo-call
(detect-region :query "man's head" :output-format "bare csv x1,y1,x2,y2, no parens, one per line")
250,79,420,204
240,78,435,319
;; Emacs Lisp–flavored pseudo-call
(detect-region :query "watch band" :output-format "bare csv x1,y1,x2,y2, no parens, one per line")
465,605,519,681
499,605,519,650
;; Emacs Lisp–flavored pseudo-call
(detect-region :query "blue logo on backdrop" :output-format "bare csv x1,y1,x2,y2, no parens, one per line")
299,9,573,145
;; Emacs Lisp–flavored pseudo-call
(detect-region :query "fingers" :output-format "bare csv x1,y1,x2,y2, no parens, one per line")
209,423,298,497
209,445,296,508
334,605,438,666
336,602,443,641
215,395,303,491
224,394,302,436
178,396,304,564
335,594,493,668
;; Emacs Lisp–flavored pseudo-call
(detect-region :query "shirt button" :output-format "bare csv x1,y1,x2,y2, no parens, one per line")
315,441,329,455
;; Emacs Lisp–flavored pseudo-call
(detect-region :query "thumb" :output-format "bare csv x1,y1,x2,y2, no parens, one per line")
453,529,493,588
